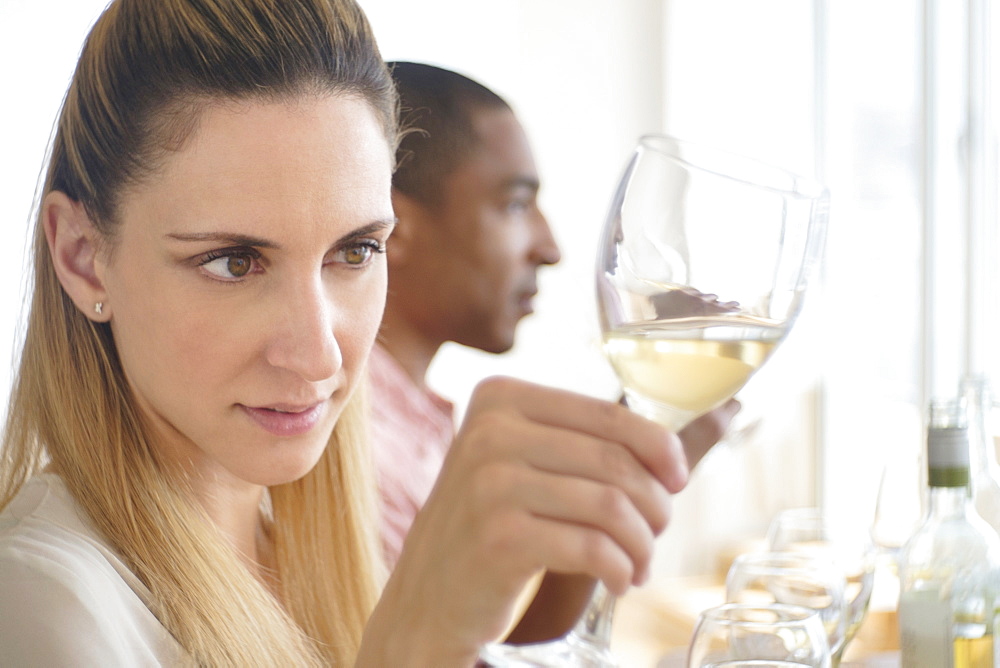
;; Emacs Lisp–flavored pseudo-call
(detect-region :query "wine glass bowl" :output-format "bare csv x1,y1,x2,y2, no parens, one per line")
687,602,832,668
596,134,829,431
725,552,848,664
766,508,876,663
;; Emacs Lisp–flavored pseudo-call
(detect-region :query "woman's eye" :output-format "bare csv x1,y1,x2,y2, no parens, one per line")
336,241,384,267
199,251,260,280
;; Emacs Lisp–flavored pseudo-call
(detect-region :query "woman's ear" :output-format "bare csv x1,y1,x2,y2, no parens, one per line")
42,191,110,322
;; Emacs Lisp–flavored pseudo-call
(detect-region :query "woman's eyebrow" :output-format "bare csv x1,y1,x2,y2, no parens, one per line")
165,231,280,249
336,219,397,243
165,219,396,249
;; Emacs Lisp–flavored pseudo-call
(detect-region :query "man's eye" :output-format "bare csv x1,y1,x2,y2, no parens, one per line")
507,200,531,215
200,251,259,280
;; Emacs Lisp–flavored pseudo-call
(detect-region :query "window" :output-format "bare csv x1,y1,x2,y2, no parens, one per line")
658,0,1000,572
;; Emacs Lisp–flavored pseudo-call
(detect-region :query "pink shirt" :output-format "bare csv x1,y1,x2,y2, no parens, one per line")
368,343,455,568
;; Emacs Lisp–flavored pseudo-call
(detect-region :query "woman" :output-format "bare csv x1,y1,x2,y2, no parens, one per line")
0,0,687,665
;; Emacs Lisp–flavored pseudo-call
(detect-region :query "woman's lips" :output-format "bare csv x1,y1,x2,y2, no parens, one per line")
240,402,324,436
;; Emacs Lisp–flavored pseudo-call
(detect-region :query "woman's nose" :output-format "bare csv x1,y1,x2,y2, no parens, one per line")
263,277,341,382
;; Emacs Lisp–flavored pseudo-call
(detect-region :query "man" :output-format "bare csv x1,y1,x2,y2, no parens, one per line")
370,62,738,640
371,62,562,566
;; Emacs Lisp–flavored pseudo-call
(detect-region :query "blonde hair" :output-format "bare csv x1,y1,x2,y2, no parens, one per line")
0,0,396,664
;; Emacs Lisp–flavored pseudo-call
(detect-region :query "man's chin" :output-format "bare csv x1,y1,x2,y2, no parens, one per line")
474,332,516,355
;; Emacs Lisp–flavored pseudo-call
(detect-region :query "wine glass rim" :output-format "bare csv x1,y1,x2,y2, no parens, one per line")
729,550,838,572
775,506,824,518
768,507,876,548
769,506,828,528
635,133,828,201
700,602,824,626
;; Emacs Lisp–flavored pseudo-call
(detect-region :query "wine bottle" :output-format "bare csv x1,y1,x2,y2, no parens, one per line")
898,400,1000,668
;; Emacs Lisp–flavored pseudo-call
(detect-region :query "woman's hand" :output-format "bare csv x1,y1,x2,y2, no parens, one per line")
359,376,688,666
504,399,741,644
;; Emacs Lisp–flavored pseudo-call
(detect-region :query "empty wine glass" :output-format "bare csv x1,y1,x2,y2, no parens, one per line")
479,134,828,666
687,603,831,668
766,508,875,665
725,552,848,664
870,447,924,564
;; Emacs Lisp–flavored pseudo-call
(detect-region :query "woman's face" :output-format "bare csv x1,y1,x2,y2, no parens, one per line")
97,95,395,491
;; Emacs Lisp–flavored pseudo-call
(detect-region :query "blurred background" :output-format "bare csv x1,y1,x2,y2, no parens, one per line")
2,0,998,582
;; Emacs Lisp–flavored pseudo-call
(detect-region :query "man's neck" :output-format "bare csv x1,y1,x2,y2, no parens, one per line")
376,311,443,390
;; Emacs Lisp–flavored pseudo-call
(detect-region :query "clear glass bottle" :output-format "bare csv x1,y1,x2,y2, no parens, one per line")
898,400,1000,668
962,375,1000,534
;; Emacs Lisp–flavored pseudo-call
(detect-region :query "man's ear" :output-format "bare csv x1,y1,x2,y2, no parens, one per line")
42,191,110,322
388,188,428,268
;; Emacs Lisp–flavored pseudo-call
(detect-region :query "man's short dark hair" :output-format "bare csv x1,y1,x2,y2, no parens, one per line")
389,61,511,207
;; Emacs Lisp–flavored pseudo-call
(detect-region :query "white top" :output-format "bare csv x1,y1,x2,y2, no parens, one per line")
0,474,189,666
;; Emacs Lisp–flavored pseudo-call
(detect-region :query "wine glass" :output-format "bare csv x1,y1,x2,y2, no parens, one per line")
596,134,828,431
725,552,847,665
766,508,876,664
479,134,828,666
687,603,831,668
870,443,924,563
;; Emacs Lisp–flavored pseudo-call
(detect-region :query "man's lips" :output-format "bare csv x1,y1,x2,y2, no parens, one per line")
239,402,325,436
518,289,538,314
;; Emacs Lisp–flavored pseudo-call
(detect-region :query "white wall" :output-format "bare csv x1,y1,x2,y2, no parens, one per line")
0,0,112,397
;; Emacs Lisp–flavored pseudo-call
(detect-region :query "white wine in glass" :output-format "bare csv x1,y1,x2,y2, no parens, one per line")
603,316,781,430
479,134,829,667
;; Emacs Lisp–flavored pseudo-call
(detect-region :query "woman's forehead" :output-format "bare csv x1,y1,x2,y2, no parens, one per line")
115,95,395,240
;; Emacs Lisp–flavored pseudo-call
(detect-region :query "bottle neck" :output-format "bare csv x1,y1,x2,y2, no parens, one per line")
927,481,972,519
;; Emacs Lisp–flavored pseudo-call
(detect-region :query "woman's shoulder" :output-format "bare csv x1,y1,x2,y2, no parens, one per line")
0,473,108,567
0,474,189,665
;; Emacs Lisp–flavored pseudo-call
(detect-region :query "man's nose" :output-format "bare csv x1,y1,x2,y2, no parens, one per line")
531,210,561,266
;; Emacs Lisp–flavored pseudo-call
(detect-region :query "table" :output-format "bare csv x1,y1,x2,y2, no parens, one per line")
611,571,901,667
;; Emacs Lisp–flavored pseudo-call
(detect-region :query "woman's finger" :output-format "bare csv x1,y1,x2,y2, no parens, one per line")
481,419,673,536
467,377,689,493
471,459,658,584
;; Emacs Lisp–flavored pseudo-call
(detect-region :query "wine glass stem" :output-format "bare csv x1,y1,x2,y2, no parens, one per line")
831,642,846,667
569,581,616,648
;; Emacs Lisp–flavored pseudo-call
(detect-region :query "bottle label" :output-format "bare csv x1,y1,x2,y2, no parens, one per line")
900,589,952,668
